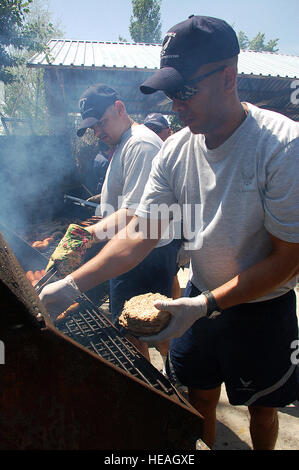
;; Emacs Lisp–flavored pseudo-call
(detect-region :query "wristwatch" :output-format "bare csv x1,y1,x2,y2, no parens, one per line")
201,290,222,318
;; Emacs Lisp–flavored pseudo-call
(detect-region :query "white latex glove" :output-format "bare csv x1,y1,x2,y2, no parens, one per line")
139,295,208,343
39,275,81,320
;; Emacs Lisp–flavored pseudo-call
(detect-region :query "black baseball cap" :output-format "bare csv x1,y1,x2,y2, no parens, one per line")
144,113,169,132
77,83,120,137
140,15,240,95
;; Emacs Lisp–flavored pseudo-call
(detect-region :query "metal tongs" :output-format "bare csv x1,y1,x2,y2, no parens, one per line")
34,266,59,295
64,194,99,209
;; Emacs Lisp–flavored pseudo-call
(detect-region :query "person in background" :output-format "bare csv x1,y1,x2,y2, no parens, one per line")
43,83,181,364
86,141,111,204
144,113,172,142
39,16,299,450
92,141,110,194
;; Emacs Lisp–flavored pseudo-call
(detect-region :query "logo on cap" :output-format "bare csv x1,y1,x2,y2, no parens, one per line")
161,32,176,58
79,98,87,112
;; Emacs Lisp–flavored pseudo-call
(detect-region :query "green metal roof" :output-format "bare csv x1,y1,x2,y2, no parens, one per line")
27,40,299,121
28,39,299,78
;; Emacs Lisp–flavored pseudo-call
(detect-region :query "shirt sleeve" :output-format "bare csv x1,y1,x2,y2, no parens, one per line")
135,149,178,219
263,137,299,242
120,141,161,210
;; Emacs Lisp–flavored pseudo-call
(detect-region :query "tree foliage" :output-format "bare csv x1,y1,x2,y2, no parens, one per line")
0,0,32,82
1,0,64,134
129,0,162,43
169,114,183,133
0,0,57,83
237,30,279,52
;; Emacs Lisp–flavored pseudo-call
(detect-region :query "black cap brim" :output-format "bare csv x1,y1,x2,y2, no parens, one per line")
140,67,184,94
77,116,99,137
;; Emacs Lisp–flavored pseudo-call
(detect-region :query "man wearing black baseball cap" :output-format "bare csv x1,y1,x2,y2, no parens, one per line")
39,16,299,450
144,113,172,141
41,82,181,363
140,15,243,139
76,83,120,137
136,15,299,450
140,15,240,97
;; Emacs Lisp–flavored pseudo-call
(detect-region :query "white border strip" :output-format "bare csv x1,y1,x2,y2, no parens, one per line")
245,364,297,406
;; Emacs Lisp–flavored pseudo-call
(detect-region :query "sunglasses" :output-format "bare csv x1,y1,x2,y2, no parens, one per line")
165,65,226,101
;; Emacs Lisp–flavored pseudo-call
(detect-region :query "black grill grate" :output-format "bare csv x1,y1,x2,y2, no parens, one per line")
55,295,178,398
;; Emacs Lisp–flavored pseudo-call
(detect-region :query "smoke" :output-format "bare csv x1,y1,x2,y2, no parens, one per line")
0,69,172,242
0,134,78,235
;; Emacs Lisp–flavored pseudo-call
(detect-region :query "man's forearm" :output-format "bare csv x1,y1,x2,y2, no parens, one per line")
213,235,299,310
72,216,160,292
87,208,133,243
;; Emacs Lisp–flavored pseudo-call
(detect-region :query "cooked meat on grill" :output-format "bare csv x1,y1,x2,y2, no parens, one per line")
56,302,80,321
26,270,35,282
31,236,54,250
31,241,42,247
26,270,46,286
119,293,172,336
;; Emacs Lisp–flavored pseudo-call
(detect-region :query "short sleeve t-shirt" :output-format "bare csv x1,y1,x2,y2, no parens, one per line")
101,124,161,212
100,123,174,247
135,103,299,301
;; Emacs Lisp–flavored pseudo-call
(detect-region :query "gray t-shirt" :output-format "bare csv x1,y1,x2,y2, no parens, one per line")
135,103,299,301
100,123,173,247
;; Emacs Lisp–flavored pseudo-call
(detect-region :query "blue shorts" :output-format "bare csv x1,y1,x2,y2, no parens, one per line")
167,281,299,407
110,239,181,329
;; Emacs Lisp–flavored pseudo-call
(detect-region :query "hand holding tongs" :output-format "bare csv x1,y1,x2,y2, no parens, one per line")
34,266,59,295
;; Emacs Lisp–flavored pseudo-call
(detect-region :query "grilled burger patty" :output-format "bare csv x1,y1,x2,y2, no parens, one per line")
119,293,171,335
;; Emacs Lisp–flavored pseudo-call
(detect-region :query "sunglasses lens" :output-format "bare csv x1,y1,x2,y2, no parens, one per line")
165,85,198,101
164,67,226,102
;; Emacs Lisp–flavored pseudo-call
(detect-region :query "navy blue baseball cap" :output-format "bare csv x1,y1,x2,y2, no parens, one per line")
140,15,240,95
77,83,120,137
144,113,169,131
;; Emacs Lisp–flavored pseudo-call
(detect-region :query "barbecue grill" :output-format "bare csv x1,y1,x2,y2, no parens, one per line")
55,294,176,397
0,230,204,450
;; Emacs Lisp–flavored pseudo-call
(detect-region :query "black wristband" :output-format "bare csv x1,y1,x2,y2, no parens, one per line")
201,290,221,318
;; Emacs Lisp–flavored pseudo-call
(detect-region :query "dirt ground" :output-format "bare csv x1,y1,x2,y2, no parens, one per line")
148,268,299,451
